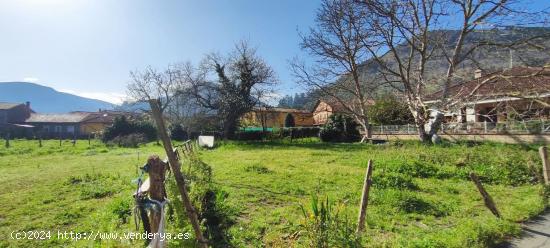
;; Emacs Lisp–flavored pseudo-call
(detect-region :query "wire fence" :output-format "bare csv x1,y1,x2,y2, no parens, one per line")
372,120,550,135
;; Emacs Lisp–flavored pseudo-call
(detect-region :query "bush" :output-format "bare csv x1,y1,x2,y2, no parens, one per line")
102,116,157,143
368,94,414,125
280,127,320,139
319,114,361,142
109,133,146,148
284,113,296,127
170,124,188,141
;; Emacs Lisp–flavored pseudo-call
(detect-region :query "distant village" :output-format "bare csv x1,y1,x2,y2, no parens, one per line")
1,66,550,140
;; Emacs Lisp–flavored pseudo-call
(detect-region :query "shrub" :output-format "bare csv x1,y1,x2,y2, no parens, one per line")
170,124,188,141
109,133,146,148
368,94,414,125
284,113,296,127
280,127,320,139
319,114,361,142
102,116,157,143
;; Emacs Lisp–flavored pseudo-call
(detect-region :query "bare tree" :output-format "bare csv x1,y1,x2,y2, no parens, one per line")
185,42,277,139
353,0,550,143
127,65,182,113
291,0,375,140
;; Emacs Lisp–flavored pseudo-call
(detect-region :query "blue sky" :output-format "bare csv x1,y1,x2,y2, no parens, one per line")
0,0,320,104
1,0,549,104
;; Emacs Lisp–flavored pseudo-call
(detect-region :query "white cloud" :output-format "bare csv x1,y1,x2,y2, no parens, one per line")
23,77,39,83
58,89,127,105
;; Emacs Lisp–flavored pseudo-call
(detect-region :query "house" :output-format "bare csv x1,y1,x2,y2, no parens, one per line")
0,102,34,135
25,110,140,138
427,67,550,123
25,112,91,138
241,107,314,129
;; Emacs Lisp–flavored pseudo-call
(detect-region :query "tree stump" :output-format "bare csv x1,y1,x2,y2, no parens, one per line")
147,155,167,234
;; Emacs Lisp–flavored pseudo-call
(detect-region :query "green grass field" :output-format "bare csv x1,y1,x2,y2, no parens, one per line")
0,139,548,247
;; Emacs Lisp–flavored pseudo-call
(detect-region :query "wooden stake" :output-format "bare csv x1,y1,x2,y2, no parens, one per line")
539,146,549,185
469,172,501,218
357,160,373,233
149,99,208,247
5,133,10,148
39,135,42,147
147,155,167,234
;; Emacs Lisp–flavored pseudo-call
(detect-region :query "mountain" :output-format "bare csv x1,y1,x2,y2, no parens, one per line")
0,82,115,113
290,26,550,109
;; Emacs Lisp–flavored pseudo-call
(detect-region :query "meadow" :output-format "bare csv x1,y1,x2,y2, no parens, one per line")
0,138,548,247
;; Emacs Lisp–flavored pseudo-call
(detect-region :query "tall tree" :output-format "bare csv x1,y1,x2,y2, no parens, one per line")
186,42,277,139
127,65,182,113
354,0,550,142
291,0,375,141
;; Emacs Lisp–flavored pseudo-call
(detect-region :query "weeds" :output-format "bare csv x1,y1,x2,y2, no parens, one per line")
299,195,361,248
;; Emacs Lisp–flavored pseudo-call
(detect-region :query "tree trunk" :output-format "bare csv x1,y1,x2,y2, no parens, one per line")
357,116,372,142
223,116,239,140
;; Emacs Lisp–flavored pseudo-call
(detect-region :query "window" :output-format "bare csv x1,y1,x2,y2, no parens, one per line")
55,126,62,133
67,125,75,133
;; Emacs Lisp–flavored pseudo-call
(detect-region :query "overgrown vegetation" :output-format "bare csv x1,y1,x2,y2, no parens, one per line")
102,116,157,146
169,124,188,141
319,114,361,142
0,139,548,247
368,95,414,125
166,143,235,247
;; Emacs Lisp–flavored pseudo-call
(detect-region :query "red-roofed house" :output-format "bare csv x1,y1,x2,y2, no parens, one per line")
426,66,550,123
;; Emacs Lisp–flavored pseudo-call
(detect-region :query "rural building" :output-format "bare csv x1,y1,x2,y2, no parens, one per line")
25,110,140,138
241,107,314,129
0,102,34,135
311,100,351,126
427,67,550,123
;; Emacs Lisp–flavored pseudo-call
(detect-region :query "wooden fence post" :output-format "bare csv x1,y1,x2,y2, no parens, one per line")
5,133,10,148
469,172,501,218
147,155,168,234
149,99,208,247
39,135,42,147
357,160,373,233
539,146,549,185
59,135,62,146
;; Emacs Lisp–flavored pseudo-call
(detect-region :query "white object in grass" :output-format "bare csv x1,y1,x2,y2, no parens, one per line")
198,136,214,148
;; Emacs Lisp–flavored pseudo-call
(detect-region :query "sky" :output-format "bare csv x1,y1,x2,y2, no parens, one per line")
1,0,549,105
0,0,321,104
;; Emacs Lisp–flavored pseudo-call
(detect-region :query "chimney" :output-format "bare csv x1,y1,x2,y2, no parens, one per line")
25,101,31,118
474,69,483,79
